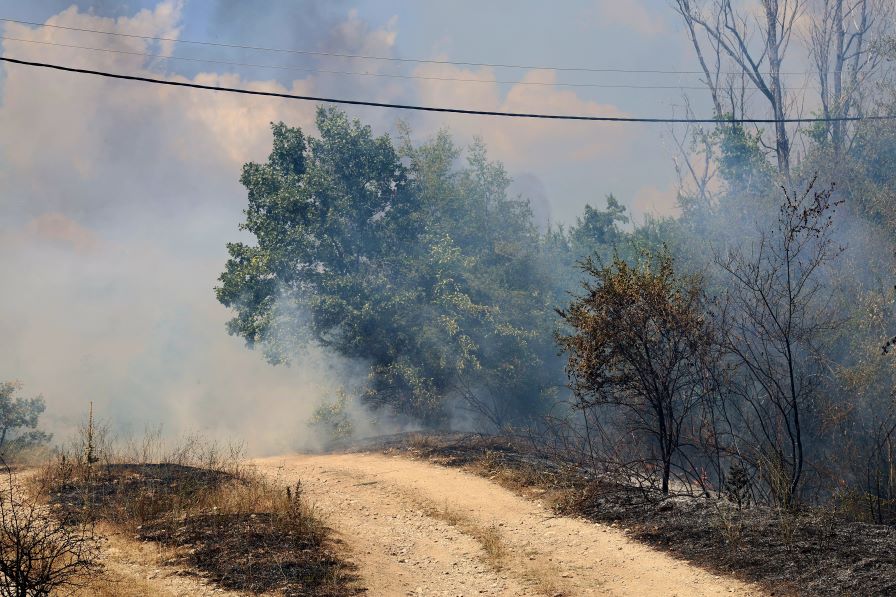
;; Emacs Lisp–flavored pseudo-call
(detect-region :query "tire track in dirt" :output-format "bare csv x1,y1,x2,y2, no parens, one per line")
253,452,763,597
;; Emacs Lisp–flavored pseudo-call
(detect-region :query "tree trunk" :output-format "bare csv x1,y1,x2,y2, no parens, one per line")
764,0,791,178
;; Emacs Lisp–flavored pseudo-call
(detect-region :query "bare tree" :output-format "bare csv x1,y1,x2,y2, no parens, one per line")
673,0,805,178
809,0,892,155
862,408,896,523
883,281,896,354
671,99,720,210
713,177,843,507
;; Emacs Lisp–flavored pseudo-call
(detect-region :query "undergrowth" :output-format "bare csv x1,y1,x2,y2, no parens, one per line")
35,426,360,596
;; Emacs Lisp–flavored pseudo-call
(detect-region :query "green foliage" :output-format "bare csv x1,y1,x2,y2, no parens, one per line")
568,194,628,258
0,381,51,457
218,108,568,428
842,118,896,233
712,122,774,196
309,390,354,441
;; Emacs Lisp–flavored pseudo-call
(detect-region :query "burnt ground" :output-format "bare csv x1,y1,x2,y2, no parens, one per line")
47,463,233,524
344,432,896,597
44,462,362,596
140,512,359,596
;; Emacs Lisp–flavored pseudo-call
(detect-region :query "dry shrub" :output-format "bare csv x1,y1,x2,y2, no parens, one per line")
406,432,437,451
0,467,101,596
476,523,506,564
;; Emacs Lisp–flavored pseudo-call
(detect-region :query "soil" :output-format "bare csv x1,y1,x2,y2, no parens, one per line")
370,432,896,597
253,451,762,596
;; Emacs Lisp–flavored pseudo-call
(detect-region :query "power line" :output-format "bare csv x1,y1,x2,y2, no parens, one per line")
1,55,889,125
0,35,713,90
0,16,819,78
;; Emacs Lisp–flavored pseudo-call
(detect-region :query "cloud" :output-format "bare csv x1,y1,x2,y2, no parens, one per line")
411,65,632,172
24,213,101,253
406,62,640,222
330,9,398,54
0,2,404,453
590,1,666,36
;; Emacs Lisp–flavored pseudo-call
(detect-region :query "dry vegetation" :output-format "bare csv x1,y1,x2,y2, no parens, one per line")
26,424,361,596
419,490,569,596
0,466,101,596
427,502,506,566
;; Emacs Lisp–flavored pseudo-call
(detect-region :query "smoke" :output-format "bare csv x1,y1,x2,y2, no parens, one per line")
0,211,376,455
507,173,552,232
0,2,401,455
10,1,890,458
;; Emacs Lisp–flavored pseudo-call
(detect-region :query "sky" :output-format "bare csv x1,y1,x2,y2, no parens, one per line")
0,0,747,452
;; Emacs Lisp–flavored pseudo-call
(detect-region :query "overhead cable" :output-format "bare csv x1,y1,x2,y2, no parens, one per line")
0,17,823,77
0,36,715,90
1,55,888,125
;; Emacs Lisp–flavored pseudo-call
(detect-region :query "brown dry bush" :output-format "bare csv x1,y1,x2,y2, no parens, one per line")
0,466,101,597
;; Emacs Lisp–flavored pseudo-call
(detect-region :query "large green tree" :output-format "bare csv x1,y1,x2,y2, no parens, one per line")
218,108,562,428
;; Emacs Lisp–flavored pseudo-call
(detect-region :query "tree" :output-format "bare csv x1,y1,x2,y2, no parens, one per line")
674,0,802,178
0,383,50,458
568,195,628,259
713,178,843,506
809,0,892,156
218,108,561,428
885,282,896,354
557,248,720,494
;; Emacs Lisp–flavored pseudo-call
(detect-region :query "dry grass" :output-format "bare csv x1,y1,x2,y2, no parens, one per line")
0,468,102,596
405,432,438,451
428,502,506,567
75,573,163,597
475,522,505,563
426,500,571,596
522,556,566,597
35,432,361,596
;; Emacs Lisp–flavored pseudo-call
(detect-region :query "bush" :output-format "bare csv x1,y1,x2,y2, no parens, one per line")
0,466,100,596
310,390,355,443
557,248,720,494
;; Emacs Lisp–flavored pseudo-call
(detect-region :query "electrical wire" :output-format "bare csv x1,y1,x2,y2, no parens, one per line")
1,55,887,125
0,35,714,90
0,16,822,77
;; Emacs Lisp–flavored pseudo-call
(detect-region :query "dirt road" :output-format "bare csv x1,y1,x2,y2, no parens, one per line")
253,453,762,597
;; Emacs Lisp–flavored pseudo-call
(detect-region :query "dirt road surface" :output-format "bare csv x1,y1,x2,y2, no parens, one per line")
253,453,762,597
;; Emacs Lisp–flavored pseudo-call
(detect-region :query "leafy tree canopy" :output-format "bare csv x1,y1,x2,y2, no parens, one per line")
218,108,583,427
